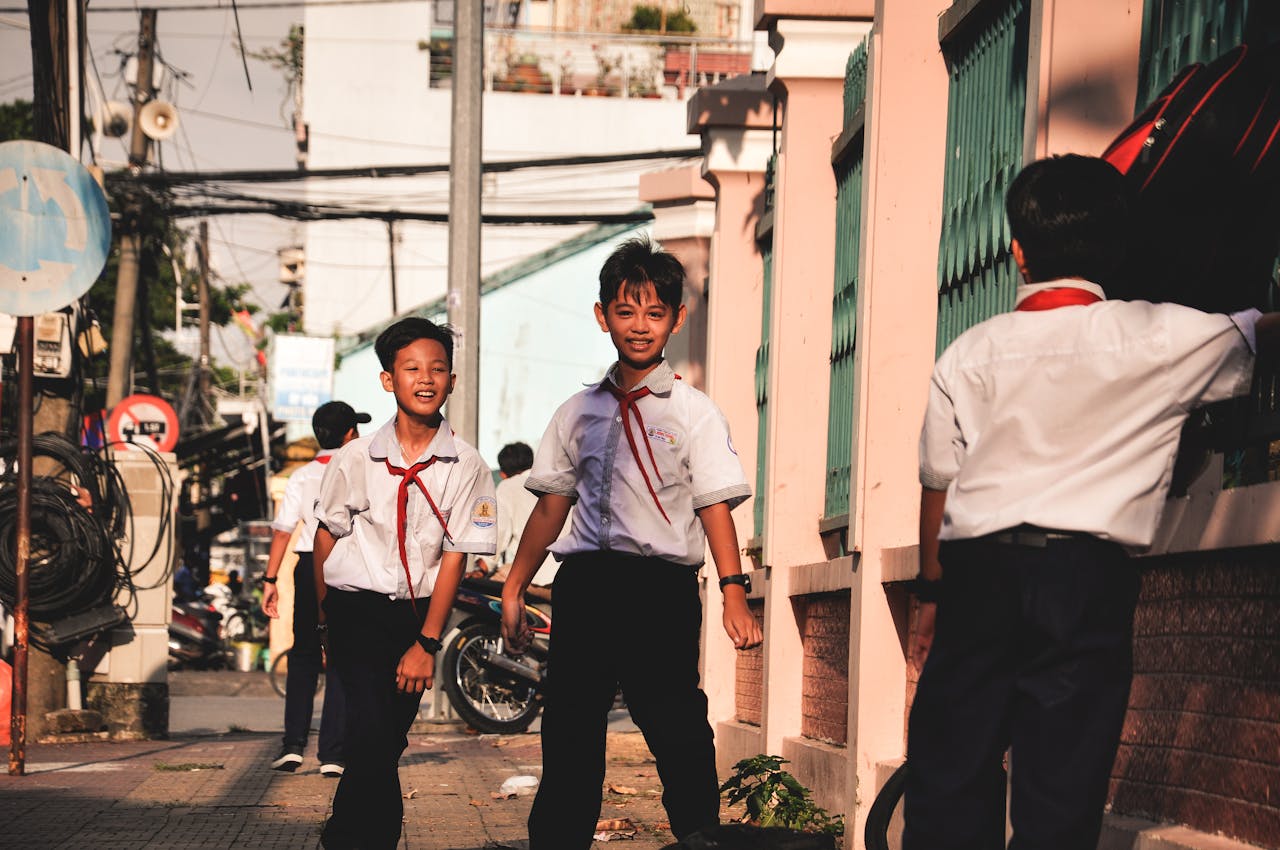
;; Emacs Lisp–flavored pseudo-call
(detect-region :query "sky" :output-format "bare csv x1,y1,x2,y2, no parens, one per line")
0,2,307,378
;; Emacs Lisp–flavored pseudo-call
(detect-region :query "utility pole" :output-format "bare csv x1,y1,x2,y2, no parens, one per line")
446,0,482,445
387,219,399,316
106,8,156,409
197,220,211,404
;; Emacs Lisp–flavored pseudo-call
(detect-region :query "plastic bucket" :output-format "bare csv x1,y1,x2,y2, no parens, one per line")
233,641,263,672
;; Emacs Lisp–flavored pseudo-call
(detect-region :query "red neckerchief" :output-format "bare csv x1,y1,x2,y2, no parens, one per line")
384,457,453,612
604,381,671,525
1015,287,1103,311
316,455,333,465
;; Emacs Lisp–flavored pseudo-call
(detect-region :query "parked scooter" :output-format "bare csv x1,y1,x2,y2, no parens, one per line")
440,576,551,734
168,594,229,669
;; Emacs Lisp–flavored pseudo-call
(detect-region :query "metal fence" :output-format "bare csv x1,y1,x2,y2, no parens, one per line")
824,43,869,523
421,28,756,99
935,0,1030,355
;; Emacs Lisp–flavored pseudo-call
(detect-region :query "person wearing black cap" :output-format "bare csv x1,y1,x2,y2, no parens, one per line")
262,400,370,776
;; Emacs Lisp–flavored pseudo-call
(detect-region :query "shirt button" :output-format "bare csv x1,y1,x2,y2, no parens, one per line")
615,416,622,422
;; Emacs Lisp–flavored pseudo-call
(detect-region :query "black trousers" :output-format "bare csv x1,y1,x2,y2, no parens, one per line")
528,553,720,850
320,588,428,850
282,554,346,762
903,534,1141,850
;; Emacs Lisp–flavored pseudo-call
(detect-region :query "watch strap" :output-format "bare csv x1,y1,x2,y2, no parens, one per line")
416,634,443,655
719,574,751,593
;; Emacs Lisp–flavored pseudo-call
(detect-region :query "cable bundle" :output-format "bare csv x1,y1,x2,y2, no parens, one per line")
0,433,177,645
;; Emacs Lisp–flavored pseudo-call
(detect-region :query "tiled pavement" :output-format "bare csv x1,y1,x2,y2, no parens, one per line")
0,730,726,849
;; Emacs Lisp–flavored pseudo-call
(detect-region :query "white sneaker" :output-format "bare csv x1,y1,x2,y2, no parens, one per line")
271,750,303,772
320,762,345,778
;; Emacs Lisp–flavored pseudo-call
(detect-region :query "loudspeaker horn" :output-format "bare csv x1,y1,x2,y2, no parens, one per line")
97,100,132,138
138,100,179,141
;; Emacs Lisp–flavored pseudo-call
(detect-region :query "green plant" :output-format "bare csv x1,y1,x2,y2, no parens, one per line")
154,762,225,772
720,755,844,836
624,4,697,34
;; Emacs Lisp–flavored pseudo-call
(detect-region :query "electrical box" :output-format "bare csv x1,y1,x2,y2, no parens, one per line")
33,311,73,378
0,311,74,377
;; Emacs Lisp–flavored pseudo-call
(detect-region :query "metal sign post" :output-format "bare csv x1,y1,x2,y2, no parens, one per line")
0,140,110,775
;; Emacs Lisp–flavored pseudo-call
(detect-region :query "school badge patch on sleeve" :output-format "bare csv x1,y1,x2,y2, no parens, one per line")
471,496,497,529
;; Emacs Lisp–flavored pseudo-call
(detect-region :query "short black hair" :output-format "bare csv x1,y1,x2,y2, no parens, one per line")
497,442,534,477
1005,155,1130,285
598,236,684,310
374,317,454,371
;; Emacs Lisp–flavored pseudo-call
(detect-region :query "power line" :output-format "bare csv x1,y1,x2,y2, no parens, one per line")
118,147,702,186
0,0,428,12
167,203,655,225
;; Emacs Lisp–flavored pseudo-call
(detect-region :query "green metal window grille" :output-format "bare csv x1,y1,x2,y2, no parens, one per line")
824,43,869,521
754,239,774,539
935,0,1031,355
1136,0,1248,107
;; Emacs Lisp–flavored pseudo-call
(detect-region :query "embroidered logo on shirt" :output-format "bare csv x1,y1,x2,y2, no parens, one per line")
646,425,681,447
471,496,497,529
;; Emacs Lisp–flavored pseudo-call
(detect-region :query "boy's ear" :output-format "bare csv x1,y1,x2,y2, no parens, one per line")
1011,239,1031,283
671,303,688,335
380,370,394,393
448,373,457,395
594,302,608,332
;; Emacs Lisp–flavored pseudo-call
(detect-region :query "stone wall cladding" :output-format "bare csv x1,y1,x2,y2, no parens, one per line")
734,600,765,725
799,592,850,745
1110,549,1280,848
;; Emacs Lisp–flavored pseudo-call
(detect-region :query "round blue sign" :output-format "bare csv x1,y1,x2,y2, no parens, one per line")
0,140,112,316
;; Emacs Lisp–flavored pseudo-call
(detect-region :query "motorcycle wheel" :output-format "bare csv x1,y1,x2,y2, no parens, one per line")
442,622,541,734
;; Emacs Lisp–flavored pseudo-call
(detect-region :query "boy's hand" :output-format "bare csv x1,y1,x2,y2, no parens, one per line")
501,593,531,654
396,644,436,694
912,601,937,672
722,593,762,650
262,582,280,619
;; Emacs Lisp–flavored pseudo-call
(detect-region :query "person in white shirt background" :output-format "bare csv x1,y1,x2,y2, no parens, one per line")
262,401,368,777
907,154,1280,850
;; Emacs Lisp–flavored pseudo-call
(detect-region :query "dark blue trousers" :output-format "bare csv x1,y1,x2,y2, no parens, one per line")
903,534,1141,850
528,553,720,850
321,588,428,850
282,554,345,763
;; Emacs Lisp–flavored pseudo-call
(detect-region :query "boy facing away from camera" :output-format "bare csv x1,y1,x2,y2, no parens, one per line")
312,317,497,850
908,154,1280,850
501,237,763,850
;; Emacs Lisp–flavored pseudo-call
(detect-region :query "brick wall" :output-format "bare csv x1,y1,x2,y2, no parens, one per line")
734,600,765,725
1110,549,1280,848
798,592,851,745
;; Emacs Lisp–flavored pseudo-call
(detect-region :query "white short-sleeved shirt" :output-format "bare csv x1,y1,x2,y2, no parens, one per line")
918,280,1259,548
270,449,337,553
527,360,751,566
316,416,497,599
495,470,560,585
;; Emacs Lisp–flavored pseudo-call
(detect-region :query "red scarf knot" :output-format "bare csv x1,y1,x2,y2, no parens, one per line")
604,381,671,525
384,456,452,611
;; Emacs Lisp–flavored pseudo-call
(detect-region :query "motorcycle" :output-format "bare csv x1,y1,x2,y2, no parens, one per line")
440,576,551,734
168,594,230,669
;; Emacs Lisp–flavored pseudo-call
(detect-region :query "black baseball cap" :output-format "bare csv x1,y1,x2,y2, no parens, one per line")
313,401,372,448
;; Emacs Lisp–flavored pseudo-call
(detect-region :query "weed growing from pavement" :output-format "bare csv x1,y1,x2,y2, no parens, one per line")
227,724,250,733
154,762,226,771
721,755,844,836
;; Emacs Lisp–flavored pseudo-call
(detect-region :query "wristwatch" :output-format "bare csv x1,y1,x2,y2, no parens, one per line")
719,574,752,593
416,634,443,655
262,576,278,585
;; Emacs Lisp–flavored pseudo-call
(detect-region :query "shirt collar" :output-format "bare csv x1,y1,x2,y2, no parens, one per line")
596,359,677,395
1013,278,1108,309
315,447,339,459
367,415,459,465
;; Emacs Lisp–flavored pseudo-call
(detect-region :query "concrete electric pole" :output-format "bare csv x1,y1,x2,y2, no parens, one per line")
445,0,482,445
105,8,156,409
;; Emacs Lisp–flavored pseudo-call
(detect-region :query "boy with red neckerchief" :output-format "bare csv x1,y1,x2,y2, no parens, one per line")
907,155,1280,850
501,237,763,849
262,401,368,777
312,318,496,850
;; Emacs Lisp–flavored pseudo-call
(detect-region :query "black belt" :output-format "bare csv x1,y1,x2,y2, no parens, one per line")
988,525,1091,548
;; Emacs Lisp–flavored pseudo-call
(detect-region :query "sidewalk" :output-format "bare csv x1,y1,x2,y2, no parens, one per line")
0,727,716,849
